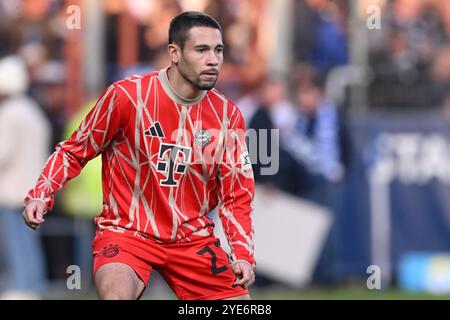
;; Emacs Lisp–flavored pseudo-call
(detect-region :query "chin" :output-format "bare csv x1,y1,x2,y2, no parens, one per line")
197,82,216,90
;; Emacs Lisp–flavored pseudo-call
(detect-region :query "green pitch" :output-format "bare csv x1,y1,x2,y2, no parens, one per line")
250,286,450,300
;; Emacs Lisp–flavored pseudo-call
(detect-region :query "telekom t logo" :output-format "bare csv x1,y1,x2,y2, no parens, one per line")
157,143,192,186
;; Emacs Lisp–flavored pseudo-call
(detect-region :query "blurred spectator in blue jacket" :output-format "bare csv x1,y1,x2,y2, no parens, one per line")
310,0,348,75
285,76,346,204
293,0,348,77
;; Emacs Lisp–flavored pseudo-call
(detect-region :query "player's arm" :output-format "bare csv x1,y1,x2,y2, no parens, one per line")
217,107,256,288
23,84,122,229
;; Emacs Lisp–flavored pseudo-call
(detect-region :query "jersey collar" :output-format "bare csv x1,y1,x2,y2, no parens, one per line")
158,67,207,106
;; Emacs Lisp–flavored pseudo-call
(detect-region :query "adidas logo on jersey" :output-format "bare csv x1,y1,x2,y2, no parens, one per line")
144,121,165,138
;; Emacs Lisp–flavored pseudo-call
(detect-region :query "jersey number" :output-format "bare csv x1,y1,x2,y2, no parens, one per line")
196,241,228,275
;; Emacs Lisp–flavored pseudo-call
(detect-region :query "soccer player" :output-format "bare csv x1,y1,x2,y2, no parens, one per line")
23,11,255,300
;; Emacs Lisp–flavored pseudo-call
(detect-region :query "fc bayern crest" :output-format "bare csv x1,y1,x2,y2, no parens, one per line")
194,129,211,147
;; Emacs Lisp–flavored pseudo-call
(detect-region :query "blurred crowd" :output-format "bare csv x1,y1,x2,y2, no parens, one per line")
1,0,450,298
292,0,450,110
368,0,450,108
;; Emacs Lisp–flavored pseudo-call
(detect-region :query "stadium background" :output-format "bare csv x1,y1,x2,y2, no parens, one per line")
1,0,450,299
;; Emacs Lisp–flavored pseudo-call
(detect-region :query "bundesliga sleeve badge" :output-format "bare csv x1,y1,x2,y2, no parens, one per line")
240,151,252,172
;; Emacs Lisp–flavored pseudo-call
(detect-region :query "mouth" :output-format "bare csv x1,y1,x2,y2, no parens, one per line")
201,70,219,76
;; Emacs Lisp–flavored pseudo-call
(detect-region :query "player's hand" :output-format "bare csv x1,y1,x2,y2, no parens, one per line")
232,261,255,289
22,200,47,230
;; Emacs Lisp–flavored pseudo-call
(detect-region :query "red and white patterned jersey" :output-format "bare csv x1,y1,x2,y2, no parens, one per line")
25,68,255,266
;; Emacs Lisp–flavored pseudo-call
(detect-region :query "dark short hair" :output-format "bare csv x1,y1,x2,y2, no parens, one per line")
169,11,222,49
296,73,326,92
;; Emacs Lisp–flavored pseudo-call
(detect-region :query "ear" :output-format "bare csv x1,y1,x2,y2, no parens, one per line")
168,44,181,64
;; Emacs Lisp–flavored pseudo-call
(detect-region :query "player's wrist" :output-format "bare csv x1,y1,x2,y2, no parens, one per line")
24,198,45,206
23,197,50,213
231,259,256,271
230,251,256,269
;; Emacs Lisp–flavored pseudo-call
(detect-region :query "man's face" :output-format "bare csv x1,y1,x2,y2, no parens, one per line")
296,85,321,116
172,26,224,90
260,79,285,108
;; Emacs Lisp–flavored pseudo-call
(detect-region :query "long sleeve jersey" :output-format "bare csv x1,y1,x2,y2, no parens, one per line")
25,68,255,266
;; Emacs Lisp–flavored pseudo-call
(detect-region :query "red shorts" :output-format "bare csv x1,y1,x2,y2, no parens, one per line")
92,229,248,300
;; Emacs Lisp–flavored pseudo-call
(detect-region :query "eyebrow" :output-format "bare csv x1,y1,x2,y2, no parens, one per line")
194,44,224,49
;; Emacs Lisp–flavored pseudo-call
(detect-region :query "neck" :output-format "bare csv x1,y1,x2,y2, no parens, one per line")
168,65,203,100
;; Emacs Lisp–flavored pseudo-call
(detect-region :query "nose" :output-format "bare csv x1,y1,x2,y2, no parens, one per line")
206,50,219,66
